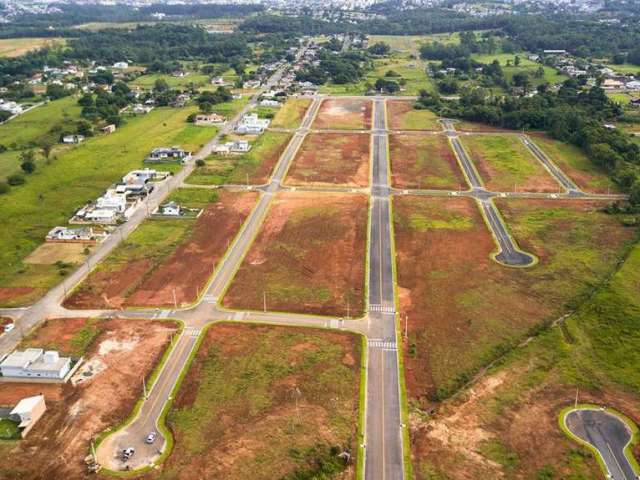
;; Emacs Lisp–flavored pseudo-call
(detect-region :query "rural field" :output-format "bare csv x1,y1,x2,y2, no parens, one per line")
0,37,66,57
461,134,560,192
0,317,177,479
270,98,311,129
390,134,467,190
313,98,372,130
528,133,619,193
285,133,370,187
0,105,219,307
393,196,635,403
411,239,640,480
65,189,257,309
131,73,211,90
386,100,441,131
223,192,368,317
157,324,362,480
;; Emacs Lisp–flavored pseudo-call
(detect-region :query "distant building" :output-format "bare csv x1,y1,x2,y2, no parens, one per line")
146,146,191,163
260,99,281,107
230,140,251,153
1,349,71,380
101,124,116,134
112,62,129,69
195,113,226,125
62,134,85,144
235,113,270,135
9,395,46,437
46,226,103,243
159,201,182,216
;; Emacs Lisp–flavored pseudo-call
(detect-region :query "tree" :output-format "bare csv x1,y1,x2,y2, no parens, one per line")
627,47,640,66
78,94,94,107
514,55,521,66
46,83,70,100
368,42,390,56
154,78,170,93
76,120,93,137
7,174,25,186
21,159,36,174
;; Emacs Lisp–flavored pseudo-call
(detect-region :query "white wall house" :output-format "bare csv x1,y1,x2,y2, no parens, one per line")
1,349,71,379
10,394,46,437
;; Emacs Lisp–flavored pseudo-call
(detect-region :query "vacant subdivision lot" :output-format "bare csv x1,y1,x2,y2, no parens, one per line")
157,324,361,480
223,193,368,317
312,98,372,130
187,131,292,185
65,190,257,309
285,133,370,188
386,100,441,131
393,196,635,404
411,239,640,480
0,105,218,307
528,133,619,193
461,134,560,192
0,317,177,480
390,134,466,190
270,98,312,129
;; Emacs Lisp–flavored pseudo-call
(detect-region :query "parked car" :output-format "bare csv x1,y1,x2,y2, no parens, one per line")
3,323,14,333
145,432,157,444
121,447,135,461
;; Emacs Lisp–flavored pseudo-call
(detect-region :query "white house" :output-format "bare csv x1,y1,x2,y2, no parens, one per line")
112,61,129,69
195,113,226,125
146,146,191,162
230,140,251,153
0,100,23,115
159,201,182,216
96,189,128,212
213,144,231,155
46,226,102,242
235,113,270,135
10,395,46,437
84,208,119,223
0,349,71,380
260,99,281,107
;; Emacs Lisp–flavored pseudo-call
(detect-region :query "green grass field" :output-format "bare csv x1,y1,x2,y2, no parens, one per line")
0,105,220,307
270,98,311,129
529,135,619,194
162,324,361,480
131,73,211,90
0,419,20,440
605,63,640,75
0,37,66,57
187,130,291,185
472,53,567,85
607,92,633,105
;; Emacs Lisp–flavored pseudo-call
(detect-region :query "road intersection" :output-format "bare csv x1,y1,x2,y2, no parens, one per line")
0,85,630,478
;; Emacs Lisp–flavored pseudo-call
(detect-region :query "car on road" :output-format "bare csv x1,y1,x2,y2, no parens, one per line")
3,323,14,333
145,432,157,444
121,447,135,461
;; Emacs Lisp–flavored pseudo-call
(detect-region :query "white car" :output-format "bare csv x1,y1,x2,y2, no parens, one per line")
145,432,157,444
3,323,14,333
121,447,135,461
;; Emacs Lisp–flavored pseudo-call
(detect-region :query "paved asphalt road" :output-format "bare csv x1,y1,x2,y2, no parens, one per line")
365,98,405,480
565,408,639,480
520,135,580,193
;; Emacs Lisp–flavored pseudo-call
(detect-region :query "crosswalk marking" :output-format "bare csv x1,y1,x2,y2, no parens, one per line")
369,304,395,314
184,327,201,338
368,339,397,350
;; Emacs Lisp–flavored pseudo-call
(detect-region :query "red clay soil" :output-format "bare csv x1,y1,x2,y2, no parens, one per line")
223,192,368,317
313,98,372,130
65,191,258,309
125,190,258,307
390,134,467,190
0,318,177,480
285,133,371,187
0,287,35,305
393,196,633,404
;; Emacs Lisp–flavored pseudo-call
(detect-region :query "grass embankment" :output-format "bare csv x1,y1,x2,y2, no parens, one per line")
412,234,640,480
187,130,291,185
270,98,311,129
159,324,361,480
0,106,218,307
462,134,560,192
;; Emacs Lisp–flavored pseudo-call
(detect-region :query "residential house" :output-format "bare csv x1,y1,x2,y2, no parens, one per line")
102,124,116,134
211,77,226,86
235,113,271,135
602,79,625,90
62,134,85,144
46,226,103,243
195,113,226,125
260,99,281,107
626,80,640,91
0,100,23,115
172,70,189,77
230,140,251,153
0,349,71,380
146,146,191,163
112,61,129,69
213,144,231,155
9,395,46,437
159,202,182,216
131,104,153,115
630,98,640,108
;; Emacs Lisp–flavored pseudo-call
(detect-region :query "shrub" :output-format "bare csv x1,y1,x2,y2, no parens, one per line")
0,182,9,194
7,174,25,186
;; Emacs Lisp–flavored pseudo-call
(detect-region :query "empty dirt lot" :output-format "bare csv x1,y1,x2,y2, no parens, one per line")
285,133,371,187
65,191,257,309
223,192,368,317
155,324,361,480
0,317,177,480
393,196,634,403
312,98,372,130
390,134,467,190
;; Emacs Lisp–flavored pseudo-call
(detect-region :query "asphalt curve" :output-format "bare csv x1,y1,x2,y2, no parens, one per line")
565,408,639,480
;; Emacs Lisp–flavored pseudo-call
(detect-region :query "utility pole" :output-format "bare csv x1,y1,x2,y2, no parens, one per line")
263,291,267,312
574,387,579,409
